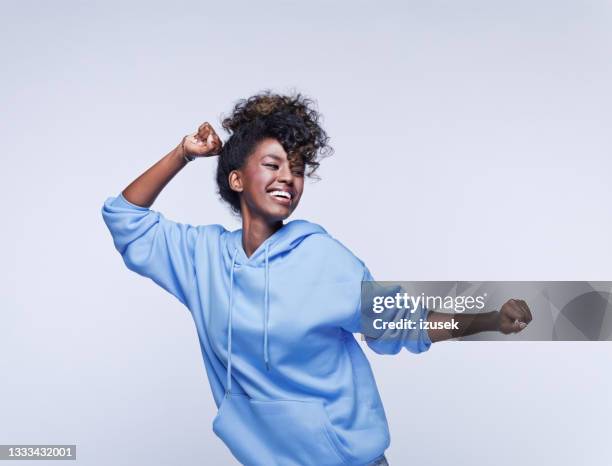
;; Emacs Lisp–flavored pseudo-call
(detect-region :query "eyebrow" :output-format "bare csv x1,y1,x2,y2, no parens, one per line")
262,154,285,161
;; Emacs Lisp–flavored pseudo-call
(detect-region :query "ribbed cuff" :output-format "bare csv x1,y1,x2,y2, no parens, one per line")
110,193,150,211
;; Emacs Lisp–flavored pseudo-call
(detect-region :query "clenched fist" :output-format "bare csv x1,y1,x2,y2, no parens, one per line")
498,298,532,334
181,122,223,159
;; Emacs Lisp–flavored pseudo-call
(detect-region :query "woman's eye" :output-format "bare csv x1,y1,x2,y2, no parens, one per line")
264,164,279,169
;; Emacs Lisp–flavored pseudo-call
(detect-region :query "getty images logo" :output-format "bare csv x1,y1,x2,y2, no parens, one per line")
372,292,487,314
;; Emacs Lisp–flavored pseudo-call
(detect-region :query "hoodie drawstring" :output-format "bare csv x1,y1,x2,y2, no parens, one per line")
225,244,272,397
263,243,271,371
226,248,239,396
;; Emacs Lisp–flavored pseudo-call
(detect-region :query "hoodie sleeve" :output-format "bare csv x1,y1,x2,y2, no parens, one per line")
358,267,432,355
101,193,200,307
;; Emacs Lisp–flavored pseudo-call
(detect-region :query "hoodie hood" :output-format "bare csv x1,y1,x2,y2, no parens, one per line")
226,219,327,266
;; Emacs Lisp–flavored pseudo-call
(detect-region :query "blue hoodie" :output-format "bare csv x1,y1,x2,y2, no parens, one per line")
102,194,431,466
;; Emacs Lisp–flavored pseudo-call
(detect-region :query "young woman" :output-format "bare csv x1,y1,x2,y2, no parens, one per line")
102,92,531,466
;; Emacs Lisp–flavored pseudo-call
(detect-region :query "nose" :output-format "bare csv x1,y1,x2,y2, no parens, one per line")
277,163,294,184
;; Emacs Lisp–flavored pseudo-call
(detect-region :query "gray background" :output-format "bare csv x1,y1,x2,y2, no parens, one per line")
1,1,611,465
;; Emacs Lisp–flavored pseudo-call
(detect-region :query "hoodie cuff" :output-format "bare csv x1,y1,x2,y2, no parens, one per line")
109,193,150,211
419,308,433,352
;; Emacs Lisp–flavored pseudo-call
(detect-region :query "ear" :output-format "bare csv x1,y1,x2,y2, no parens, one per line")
228,169,243,193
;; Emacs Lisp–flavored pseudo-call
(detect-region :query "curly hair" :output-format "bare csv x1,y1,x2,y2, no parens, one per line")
216,91,333,215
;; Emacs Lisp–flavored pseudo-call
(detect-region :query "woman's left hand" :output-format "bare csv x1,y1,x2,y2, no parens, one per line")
497,299,533,334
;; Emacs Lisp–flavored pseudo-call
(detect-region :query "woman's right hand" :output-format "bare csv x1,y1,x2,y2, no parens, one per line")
181,122,223,158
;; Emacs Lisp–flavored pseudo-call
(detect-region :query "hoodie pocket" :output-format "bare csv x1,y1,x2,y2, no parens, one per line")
212,394,349,466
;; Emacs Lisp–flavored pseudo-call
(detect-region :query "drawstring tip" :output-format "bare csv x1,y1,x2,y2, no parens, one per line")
225,389,231,399
265,361,270,371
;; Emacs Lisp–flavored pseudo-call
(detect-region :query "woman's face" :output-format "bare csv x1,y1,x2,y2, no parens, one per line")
233,137,305,223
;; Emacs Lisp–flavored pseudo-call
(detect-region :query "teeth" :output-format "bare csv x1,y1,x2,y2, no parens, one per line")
270,190,292,199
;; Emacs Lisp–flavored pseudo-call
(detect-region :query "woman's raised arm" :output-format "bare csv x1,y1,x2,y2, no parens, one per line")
122,122,222,207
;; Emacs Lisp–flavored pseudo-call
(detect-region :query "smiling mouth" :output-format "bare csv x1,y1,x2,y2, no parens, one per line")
268,190,293,206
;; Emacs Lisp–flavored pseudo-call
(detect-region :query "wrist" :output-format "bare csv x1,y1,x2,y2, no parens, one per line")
488,310,501,332
174,140,193,165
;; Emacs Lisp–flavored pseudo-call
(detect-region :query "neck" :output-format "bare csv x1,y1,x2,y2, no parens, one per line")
240,209,283,258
